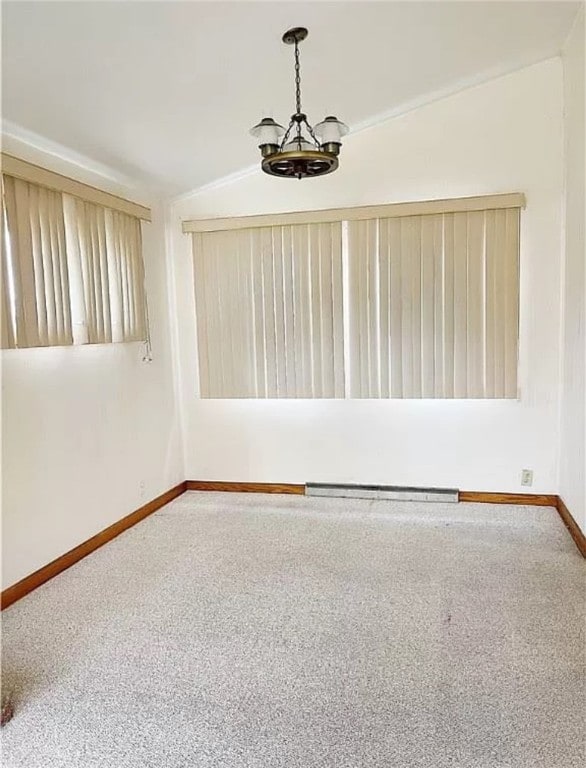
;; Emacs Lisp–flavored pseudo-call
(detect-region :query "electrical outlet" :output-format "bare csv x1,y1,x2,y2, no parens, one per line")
139,481,146,498
520,469,533,487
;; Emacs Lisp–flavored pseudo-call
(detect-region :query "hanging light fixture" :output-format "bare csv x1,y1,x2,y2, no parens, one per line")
250,27,348,179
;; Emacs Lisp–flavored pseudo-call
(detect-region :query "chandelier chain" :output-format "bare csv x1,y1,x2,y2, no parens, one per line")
294,41,302,115
294,41,302,148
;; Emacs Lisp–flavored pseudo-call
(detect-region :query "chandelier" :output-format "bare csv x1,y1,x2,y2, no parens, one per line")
250,27,348,179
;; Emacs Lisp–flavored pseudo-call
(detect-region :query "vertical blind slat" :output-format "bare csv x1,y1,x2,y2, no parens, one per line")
492,209,507,398
214,233,228,396
410,216,423,398
251,229,267,396
0,200,14,348
31,186,49,344
319,224,333,397
233,229,252,397
359,222,371,397
193,233,210,396
400,218,414,397
420,215,436,397
452,212,468,398
261,227,277,396
378,219,390,397
206,232,219,396
504,208,520,398
348,220,363,398
433,215,444,397
308,223,323,397
43,190,59,343
330,222,345,398
364,221,375,397
442,213,455,397
292,225,309,396
389,218,403,397
466,211,485,398
220,232,234,396
281,227,296,397
271,227,286,397
2,175,72,348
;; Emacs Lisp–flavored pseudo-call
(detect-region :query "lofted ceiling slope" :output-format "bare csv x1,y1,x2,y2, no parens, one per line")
2,1,581,196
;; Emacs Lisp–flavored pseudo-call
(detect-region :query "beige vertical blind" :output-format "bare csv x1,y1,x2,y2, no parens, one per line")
347,207,520,398
2,175,72,348
63,196,147,344
1,200,14,349
63,196,112,344
193,222,344,397
106,210,147,342
1,171,148,350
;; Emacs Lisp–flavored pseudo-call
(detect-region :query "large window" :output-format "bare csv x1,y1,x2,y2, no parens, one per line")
192,223,345,398
1,155,150,350
347,208,520,398
185,193,524,399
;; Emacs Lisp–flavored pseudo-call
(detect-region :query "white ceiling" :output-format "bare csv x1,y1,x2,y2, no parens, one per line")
2,1,580,196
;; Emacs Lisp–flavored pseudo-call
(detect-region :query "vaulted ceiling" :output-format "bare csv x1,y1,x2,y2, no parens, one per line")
2,1,580,196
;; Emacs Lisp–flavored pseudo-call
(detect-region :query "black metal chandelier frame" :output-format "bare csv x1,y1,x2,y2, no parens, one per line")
250,27,348,180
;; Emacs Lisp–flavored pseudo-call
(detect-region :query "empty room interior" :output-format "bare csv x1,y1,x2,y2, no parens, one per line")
1,1,585,766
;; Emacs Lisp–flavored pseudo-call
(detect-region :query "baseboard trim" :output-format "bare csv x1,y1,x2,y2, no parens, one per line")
556,496,586,558
186,480,305,495
459,491,558,506
3,482,583,610
1,481,187,610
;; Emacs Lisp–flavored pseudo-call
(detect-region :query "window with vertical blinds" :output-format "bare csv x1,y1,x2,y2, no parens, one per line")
63,197,147,345
185,193,523,399
193,223,344,397
2,175,72,348
347,208,520,398
1,159,150,350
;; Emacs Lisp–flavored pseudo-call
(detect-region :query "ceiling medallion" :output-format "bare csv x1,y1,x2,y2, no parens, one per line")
250,27,348,180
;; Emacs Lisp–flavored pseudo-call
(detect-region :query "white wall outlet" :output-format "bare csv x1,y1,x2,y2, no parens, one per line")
139,481,146,498
520,469,533,487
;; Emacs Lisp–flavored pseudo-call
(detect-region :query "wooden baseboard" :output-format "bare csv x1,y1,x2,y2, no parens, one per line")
459,491,558,506
186,480,305,495
1,481,187,610
460,490,584,557
4,481,583,611
556,496,586,558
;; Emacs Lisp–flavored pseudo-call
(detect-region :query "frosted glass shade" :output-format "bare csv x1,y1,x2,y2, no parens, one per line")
314,116,349,144
283,138,315,152
250,118,285,146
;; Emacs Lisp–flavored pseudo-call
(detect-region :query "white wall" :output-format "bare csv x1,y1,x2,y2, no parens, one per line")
559,8,585,532
2,147,184,588
170,59,565,494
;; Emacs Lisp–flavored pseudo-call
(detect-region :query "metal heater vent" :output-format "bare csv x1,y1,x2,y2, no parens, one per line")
305,483,459,503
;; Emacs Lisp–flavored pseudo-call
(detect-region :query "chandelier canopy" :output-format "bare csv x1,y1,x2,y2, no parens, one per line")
250,27,348,180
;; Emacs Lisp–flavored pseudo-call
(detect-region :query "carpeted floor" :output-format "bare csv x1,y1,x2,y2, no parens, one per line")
1,492,585,767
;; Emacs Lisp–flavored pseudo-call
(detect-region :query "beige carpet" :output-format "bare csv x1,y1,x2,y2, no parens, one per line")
2,492,585,767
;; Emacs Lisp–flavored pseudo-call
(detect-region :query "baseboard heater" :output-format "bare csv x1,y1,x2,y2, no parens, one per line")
305,483,459,503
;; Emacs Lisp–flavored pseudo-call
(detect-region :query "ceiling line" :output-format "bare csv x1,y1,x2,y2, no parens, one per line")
172,53,561,204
